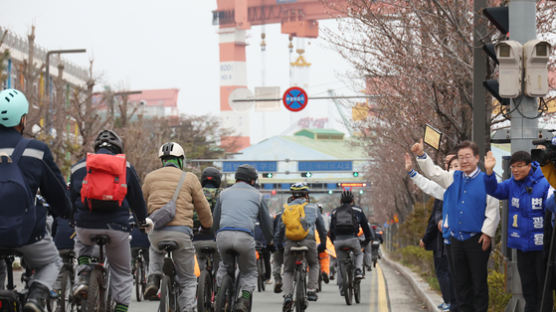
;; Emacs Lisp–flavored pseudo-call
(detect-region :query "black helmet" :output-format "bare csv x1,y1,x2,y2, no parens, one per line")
201,167,222,188
341,190,354,204
290,182,309,198
235,164,258,183
94,130,123,154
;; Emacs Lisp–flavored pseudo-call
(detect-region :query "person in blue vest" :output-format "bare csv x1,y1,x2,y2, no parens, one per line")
413,139,500,312
484,150,552,312
0,89,72,312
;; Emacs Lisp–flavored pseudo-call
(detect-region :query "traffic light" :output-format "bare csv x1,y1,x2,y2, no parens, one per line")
482,7,509,37
359,189,364,194
352,171,359,177
301,172,312,178
262,173,273,178
328,190,333,195
483,6,511,105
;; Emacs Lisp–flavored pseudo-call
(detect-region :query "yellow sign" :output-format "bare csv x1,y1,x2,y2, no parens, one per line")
352,103,369,121
424,124,442,150
512,214,518,228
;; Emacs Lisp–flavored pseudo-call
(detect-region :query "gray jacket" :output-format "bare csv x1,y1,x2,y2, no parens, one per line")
212,182,273,243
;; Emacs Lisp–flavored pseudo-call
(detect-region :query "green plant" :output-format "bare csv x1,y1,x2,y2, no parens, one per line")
488,270,511,312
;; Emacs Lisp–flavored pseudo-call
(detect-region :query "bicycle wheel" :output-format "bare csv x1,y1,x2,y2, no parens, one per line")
86,269,106,312
354,278,361,304
256,258,264,292
197,269,214,312
294,270,306,312
159,275,172,312
135,259,143,302
344,265,353,306
215,274,233,312
59,269,74,312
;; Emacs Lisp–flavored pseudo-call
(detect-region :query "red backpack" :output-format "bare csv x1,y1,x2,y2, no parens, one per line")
81,153,128,211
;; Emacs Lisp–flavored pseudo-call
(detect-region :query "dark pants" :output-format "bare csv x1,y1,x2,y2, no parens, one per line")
444,244,459,311
434,251,454,305
450,235,490,312
262,247,271,281
516,250,553,312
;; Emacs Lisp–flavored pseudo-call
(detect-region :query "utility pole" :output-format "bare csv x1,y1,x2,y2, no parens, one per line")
472,0,487,157
507,1,538,312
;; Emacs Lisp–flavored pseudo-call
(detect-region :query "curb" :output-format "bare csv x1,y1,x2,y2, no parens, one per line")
381,252,442,312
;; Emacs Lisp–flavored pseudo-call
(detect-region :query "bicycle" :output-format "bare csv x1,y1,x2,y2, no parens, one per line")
214,250,252,312
76,234,112,312
55,250,76,312
0,249,25,312
158,240,180,312
255,242,266,293
338,247,361,306
371,240,381,268
284,244,308,312
196,244,217,312
132,248,147,302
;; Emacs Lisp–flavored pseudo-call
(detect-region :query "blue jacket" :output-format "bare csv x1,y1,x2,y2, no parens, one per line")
0,127,72,245
53,217,75,250
486,162,549,251
70,148,147,232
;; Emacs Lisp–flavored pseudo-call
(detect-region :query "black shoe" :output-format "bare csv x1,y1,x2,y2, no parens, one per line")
340,288,345,296
236,291,251,312
143,274,161,300
72,270,90,299
355,268,363,280
282,294,293,312
322,272,329,284
274,281,283,293
307,290,318,301
24,283,49,312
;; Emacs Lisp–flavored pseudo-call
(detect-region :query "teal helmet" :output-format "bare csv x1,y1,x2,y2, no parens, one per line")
0,89,29,127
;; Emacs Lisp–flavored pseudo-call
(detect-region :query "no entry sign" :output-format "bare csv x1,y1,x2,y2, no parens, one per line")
282,87,308,112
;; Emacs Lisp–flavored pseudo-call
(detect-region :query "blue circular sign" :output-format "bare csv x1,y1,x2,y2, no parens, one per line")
283,87,308,112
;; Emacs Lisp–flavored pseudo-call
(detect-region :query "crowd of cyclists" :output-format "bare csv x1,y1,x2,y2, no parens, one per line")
0,88,383,312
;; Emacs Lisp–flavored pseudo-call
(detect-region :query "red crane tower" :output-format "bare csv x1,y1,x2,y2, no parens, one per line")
213,0,348,151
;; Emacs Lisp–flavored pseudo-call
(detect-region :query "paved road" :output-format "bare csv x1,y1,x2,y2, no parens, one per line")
129,259,430,311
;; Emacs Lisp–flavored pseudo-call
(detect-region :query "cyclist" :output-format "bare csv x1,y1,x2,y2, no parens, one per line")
0,89,72,312
129,214,150,273
276,183,327,311
193,167,222,272
212,164,273,312
52,215,76,299
142,142,212,311
317,204,331,283
329,190,373,294
272,211,285,293
70,129,150,312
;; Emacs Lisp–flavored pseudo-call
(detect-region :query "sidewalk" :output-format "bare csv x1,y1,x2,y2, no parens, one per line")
381,251,444,312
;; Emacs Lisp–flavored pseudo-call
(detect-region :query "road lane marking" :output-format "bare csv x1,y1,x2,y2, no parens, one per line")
377,264,389,312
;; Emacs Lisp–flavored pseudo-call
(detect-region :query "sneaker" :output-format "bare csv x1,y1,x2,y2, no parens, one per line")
143,274,161,300
307,289,318,301
439,303,451,311
235,290,251,312
282,294,293,312
72,271,90,299
339,288,345,296
265,279,273,284
24,283,49,312
321,272,329,284
355,268,363,280
274,281,283,293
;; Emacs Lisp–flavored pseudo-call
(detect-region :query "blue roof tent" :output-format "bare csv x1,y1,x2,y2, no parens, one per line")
327,183,337,190
281,183,291,190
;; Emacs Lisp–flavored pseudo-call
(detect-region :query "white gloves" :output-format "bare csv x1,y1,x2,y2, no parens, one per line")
144,218,154,234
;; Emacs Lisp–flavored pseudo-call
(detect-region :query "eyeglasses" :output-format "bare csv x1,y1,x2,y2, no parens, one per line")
510,164,529,170
458,154,475,161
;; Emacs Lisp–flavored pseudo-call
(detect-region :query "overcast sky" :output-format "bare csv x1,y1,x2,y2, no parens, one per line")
2,0,358,141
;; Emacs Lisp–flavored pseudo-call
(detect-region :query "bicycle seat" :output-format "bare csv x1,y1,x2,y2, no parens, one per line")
91,234,110,245
290,246,309,252
158,241,178,252
341,247,353,252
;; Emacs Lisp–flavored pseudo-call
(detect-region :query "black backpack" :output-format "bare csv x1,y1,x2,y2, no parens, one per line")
335,205,359,235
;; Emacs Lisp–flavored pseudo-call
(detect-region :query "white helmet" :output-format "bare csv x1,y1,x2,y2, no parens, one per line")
158,142,185,159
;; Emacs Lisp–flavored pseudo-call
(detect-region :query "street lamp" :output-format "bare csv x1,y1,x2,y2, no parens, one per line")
45,48,86,131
